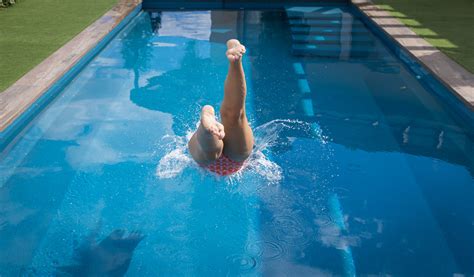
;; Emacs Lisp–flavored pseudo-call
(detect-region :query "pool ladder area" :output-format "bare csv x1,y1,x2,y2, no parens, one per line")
285,6,376,58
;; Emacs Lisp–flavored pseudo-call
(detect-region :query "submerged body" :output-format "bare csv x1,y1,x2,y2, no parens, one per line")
188,39,254,175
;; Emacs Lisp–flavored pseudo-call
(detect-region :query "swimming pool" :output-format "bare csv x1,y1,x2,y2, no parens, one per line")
1,3,473,276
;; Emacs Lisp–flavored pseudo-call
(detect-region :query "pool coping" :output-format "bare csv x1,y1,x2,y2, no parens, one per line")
351,0,474,110
0,0,142,143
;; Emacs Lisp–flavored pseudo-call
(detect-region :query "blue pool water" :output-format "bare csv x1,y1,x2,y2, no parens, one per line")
1,5,474,276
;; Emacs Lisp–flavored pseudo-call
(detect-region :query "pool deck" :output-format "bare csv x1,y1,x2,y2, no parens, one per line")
0,0,473,135
0,0,142,132
351,0,474,110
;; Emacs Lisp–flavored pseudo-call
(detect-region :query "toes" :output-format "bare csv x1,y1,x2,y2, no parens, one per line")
217,124,225,139
226,45,246,61
214,128,224,139
209,125,219,136
208,122,225,139
211,126,219,135
219,130,225,139
202,105,215,115
217,123,225,132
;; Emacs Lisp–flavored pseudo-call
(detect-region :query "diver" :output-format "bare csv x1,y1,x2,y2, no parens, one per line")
188,39,254,175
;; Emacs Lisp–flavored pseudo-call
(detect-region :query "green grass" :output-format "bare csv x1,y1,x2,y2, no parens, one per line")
374,0,474,73
0,0,117,92
1,0,472,93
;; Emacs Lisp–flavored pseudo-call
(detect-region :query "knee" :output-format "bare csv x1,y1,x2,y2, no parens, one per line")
220,108,244,124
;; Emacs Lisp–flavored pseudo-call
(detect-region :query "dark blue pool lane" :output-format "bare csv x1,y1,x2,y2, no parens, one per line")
1,4,473,276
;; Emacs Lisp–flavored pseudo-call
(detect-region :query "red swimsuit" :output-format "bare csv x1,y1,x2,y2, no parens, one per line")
204,154,244,176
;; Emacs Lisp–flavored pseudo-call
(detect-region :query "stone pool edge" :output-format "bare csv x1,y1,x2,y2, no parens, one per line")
351,0,474,110
0,0,142,137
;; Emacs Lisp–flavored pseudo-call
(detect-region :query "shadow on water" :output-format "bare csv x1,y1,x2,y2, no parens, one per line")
239,7,474,276
123,12,228,135
57,229,144,277
128,41,223,134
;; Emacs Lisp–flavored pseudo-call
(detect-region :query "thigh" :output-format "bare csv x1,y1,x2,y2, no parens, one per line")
222,117,254,162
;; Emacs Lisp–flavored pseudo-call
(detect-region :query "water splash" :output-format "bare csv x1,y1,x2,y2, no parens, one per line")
155,134,193,179
156,119,313,182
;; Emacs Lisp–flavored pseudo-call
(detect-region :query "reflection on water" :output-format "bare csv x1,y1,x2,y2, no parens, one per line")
0,5,473,276
149,11,161,33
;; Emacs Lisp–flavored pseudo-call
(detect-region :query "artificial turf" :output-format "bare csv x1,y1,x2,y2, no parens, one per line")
0,0,117,92
374,0,474,73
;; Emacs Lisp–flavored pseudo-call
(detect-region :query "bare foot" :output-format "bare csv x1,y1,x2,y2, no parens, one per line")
200,105,225,140
226,39,246,62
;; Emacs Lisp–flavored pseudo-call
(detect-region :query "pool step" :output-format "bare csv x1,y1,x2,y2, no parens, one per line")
292,43,377,57
292,34,374,44
285,6,348,17
286,13,358,20
291,31,372,39
290,26,371,35
286,6,378,58
289,18,365,27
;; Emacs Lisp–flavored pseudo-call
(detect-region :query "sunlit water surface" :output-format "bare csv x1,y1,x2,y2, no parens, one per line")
1,6,473,276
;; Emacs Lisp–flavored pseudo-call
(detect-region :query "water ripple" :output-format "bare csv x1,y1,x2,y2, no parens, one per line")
226,254,257,272
246,240,285,261
167,224,190,241
271,215,312,246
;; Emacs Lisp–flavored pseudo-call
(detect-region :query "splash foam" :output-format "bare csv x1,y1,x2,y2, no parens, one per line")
156,119,313,182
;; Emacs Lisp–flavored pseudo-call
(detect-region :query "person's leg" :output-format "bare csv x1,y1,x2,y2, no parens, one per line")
188,105,225,166
220,39,254,162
